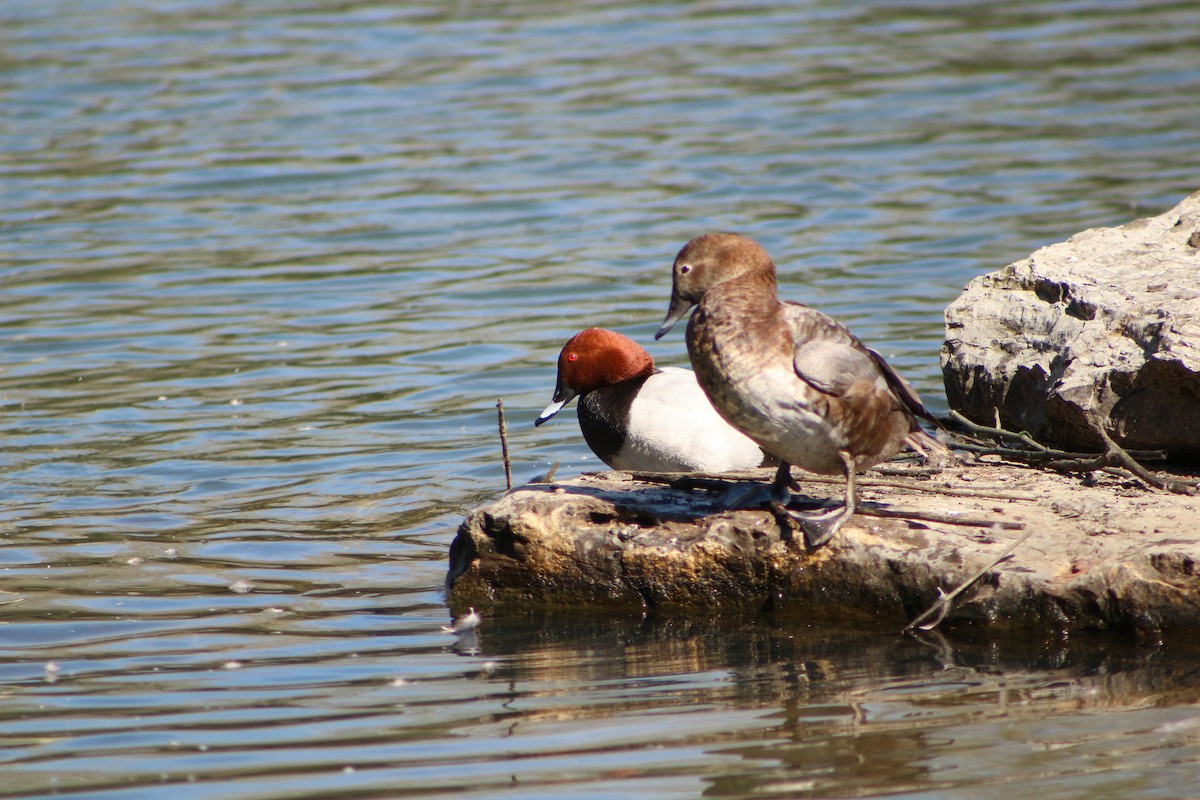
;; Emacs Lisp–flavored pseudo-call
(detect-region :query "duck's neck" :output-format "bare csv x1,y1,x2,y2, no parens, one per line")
688,269,789,384
712,269,779,323
747,269,779,308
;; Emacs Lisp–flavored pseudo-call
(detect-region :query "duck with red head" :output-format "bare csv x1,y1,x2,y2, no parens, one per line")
536,328,770,473
656,233,946,548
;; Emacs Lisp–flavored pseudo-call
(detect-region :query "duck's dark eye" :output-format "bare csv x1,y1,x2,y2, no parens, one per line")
679,264,691,274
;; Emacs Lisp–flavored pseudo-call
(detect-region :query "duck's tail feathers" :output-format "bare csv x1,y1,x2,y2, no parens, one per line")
866,347,944,429
906,429,957,468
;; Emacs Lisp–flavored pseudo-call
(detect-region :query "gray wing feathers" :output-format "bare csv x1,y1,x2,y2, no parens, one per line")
793,340,885,396
783,301,939,426
782,302,884,396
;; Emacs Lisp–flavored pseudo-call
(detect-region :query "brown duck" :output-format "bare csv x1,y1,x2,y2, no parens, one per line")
656,232,944,548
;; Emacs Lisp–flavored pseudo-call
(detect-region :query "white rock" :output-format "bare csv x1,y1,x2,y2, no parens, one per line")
942,190,1200,462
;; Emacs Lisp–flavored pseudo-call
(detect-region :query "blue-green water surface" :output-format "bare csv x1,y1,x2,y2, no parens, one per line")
3,1,1200,797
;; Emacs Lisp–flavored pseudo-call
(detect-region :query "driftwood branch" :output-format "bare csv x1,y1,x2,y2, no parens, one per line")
623,472,1025,531
627,471,1037,502
906,529,1035,631
945,409,1196,495
1092,418,1197,496
947,410,1166,460
862,506,1023,530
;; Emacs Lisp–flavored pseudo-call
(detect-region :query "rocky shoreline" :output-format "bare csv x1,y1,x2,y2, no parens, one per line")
447,192,1200,637
447,460,1200,638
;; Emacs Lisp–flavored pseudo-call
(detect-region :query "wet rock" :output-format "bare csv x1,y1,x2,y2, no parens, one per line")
942,190,1200,463
447,466,1200,638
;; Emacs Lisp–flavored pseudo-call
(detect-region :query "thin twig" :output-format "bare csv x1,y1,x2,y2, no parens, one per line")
871,465,945,477
947,410,1053,452
950,440,1165,465
906,529,1035,631
861,506,1024,530
947,410,1167,460
837,475,1035,501
1093,420,1197,495
1042,454,1110,472
496,398,512,491
953,441,1168,463
626,471,1037,502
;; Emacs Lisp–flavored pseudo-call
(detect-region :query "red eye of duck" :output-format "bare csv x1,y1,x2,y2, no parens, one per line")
568,353,578,361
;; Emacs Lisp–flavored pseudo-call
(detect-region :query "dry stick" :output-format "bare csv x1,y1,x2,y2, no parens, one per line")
863,506,1024,530
496,398,512,491
905,529,1035,631
625,472,1025,529
948,410,1054,453
1092,417,1198,496
947,410,1166,461
627,471,1037,502
872,465,945,478
788,473,1037,502
953,440,1169,464
946,409,1194,496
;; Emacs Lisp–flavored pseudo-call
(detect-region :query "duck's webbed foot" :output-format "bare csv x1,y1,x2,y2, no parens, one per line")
716,480,773,509
794,502,854,549
779,452,858,551
717,458,856,550
766,500,853,550
763,461,809,546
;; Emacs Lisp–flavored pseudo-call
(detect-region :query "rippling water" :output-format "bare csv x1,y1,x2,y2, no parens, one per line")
3,0,1200,796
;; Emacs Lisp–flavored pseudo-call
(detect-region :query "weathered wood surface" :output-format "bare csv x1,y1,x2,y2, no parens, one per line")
447,462,1200,638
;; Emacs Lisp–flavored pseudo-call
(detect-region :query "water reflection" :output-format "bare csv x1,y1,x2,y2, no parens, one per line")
454,611,1200,798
